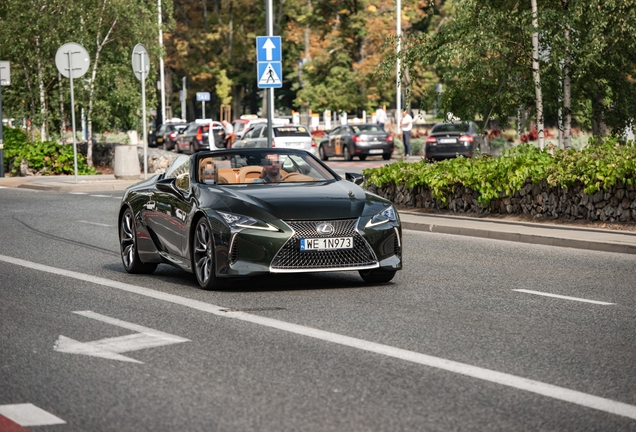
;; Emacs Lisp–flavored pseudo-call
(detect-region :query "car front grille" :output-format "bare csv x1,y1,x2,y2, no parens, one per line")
271,219,377,270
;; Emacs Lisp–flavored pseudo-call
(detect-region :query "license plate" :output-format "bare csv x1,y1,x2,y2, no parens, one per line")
439,138,456,143
300,237,353,251
369,149,383,154
157,137,164,142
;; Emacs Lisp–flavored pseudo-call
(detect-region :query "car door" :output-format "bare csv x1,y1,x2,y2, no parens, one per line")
246,124,264,148
146,158,194,261
327,127,341,156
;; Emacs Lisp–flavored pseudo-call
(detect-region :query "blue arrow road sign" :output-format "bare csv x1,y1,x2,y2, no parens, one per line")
256,36,281,62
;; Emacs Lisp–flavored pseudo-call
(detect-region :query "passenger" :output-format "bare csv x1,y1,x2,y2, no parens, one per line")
200,160,217,183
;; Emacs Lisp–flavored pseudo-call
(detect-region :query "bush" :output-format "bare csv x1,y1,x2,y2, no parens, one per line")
364,137,636,205
3,127,97,176
394,137,425,156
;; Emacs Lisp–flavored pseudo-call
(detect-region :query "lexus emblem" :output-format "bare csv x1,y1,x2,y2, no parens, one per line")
316,222,334,235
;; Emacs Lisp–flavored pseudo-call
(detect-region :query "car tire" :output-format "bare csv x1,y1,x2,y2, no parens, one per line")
119,208,157,274
192,218,228,290
319,145,328,161
343,145,352,161
359,155,367,161
382,153,391,161
358,269,396,284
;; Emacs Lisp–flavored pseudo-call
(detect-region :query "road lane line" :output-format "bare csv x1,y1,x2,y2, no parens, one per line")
513,289,615,305
78,220,113,227
1,254,635,421
69,192,88,195
0,404,65,427
90,194,113,198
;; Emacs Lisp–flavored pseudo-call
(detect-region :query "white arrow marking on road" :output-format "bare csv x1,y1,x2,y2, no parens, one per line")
54,310,190,363
262,38,276,61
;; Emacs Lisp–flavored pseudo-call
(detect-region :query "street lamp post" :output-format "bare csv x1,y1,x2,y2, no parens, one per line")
158,0,166,124
396,0,402,131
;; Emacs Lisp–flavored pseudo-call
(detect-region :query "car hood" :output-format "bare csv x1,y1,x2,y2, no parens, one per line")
211,180,374,221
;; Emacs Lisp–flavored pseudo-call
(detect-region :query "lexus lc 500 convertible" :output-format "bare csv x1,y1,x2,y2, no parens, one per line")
118,148,402,289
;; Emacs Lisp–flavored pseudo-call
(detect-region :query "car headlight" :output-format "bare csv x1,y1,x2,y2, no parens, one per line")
217,211,279,231
365,206,397,228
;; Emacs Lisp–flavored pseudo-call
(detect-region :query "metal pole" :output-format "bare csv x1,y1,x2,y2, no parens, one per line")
396,0,402,134
266,0,274,148
67,50,79,183
202,101,205,119
141,54,148,179
158,0,166,124
0,82,4,178
181,76,186,121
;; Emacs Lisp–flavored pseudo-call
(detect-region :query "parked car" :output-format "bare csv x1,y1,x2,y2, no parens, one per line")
232,116,289,140
153,121,188,151
425,121,484,160
175,119,226,154
118,148,403,289
318,123,394,161
233,124,315,155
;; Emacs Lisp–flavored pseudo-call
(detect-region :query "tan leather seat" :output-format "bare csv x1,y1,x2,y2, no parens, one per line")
239,166,264,183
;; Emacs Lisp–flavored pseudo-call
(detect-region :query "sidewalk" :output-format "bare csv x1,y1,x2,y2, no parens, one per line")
1,174,635,255
0,174,143,193
400,211,636,255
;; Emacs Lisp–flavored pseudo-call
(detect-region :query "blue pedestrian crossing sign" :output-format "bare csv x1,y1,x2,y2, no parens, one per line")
256,36,282,89
258,62,282,88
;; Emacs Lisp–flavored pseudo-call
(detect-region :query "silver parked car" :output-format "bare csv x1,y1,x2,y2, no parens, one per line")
233,124,315,155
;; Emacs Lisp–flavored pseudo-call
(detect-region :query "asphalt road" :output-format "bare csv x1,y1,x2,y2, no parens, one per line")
0,187,635,431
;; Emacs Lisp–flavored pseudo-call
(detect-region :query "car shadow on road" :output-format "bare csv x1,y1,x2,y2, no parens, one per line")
104,262,394,292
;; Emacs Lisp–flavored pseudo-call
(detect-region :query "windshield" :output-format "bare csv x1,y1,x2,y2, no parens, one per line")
351,125,383,133
273,126,310,137
195,150,335,185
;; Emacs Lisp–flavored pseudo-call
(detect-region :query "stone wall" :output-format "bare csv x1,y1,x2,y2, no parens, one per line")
365,180,636,222
79,143,178,174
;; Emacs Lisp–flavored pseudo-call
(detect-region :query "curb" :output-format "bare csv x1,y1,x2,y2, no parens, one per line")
402,219,636,255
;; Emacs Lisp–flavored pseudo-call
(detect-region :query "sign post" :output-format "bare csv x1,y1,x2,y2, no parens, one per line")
256,32,282,148
132,44,150,179
0,61,10,178
196,92,210,119
55,43,90,183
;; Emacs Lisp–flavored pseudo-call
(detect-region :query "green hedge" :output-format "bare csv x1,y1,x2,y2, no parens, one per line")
364,137,636,205
2,127,96,176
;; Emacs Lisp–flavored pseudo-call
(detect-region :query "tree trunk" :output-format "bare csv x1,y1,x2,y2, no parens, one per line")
592,91,609,136
35,36,48,142
561,0,572,149
86,7,117,168
530,0,544,149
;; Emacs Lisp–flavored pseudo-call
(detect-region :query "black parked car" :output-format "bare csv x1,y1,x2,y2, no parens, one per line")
118,148,403,290
425,121,484,160
175,120,226,154
153,122,188,151
318,124,394,161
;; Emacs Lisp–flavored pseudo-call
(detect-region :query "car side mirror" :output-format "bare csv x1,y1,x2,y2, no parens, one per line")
345,172,364,186
156,177,182,196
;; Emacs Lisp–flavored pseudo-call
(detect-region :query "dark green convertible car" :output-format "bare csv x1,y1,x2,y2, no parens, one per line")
118,148,402,289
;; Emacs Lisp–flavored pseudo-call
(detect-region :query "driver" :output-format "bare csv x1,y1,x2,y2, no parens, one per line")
256,154,283,183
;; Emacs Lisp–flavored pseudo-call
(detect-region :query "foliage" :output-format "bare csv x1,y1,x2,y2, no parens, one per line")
365,137,636,205
3,128,96,176
382,0,636,135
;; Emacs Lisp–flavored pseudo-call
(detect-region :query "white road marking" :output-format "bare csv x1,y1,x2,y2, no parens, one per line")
1,254,635,421
69,192,88,195
78,220,113,227
513,289,615,305
0,186,7,189
0,403,65,427
54,311,190,363
90,194,113,198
